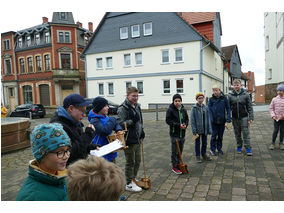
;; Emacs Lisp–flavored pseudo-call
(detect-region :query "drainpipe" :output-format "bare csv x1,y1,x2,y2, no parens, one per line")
84,54,88,98
199,40,211,92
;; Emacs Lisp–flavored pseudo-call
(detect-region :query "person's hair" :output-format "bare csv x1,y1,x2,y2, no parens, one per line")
67,156,125,201
233,79,242,85
212,84,221,90
127,86,138,95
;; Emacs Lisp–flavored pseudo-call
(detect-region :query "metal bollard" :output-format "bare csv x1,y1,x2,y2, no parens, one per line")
29,111,32,119
156,104,158,121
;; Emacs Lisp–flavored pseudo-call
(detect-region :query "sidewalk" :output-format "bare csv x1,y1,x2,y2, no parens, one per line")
2,109,284,201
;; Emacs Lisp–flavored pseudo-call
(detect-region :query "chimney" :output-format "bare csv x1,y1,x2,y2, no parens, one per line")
76,21,82,28
42,17,48,23
88,22,93,32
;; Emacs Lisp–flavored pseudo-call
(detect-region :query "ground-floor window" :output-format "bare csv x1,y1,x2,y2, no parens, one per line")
23,85,33,104
176,79,184,93
137,81,143,94
99,83,104,95
163,80,170,94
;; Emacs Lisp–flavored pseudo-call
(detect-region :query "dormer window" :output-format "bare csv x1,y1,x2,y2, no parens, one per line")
131,25,140,38
120,27,128,40
45,32,50,43
35,34,40,45
18,38,23,48
60,12,67,20
26,36,31,47
143,22,152,36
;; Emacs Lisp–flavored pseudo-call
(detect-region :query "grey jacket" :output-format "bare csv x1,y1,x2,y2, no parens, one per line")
190,103,212,135
228,88,254,120
117,98,143,145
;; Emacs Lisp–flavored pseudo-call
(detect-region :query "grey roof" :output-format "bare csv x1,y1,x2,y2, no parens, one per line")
14,23,50,37
83,12,204,55
51,12,75,25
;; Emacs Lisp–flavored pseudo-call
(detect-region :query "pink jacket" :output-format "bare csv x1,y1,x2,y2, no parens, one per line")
269,95,284,120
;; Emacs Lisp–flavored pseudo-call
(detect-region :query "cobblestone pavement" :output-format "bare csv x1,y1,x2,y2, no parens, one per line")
2,107,284,201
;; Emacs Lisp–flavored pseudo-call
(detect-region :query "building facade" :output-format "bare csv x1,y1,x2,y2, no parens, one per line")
264,12,284,102
83,12,228,109
1,12,93,110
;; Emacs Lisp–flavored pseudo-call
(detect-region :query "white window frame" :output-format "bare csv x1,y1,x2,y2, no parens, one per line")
131,25,140,38
124,54,131,67
161,49,170,64
136,81,144,95
174,48,183,63
108,82,114,96
26,36,31,47
45,32,50,43
162,79,171,94
98,83,104,95
143,22,152,36
176,79,184,94
120,27,128,40
135,52,142,66
125,81,132,93
18,37,23,48
96,58,103,69
106,57,113,69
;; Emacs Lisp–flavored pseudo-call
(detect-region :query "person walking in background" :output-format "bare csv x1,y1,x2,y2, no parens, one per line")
269,84,284,150
229,79,254,156
1,103,8,118
17,123,71,201
88,96,123,162
190,92,212,163
208,85,231,156
166,94,189,174
117,87,145,192
50,94,98,165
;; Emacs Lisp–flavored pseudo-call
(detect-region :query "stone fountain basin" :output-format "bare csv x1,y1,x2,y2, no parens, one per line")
1,117,31,153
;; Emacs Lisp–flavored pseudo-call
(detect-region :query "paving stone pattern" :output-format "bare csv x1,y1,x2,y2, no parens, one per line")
2,110,284,201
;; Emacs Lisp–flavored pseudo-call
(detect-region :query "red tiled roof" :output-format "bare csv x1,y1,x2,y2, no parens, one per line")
180,12,216,24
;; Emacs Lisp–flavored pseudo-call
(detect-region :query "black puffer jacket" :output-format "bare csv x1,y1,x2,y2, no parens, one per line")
166,104,189,138
50,107,96,165
117,98,144,145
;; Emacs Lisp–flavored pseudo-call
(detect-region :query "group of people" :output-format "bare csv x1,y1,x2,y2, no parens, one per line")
167,79,284,175
15,79,284,201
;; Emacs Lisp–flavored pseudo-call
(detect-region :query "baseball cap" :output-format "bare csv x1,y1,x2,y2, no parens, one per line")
63,94,91,108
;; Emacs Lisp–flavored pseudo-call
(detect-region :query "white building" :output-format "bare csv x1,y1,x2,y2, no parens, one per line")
264,12,284,84
83,12,228,109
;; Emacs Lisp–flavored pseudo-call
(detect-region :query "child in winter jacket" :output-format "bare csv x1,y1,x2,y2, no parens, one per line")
88,97,123,162
208,85,231,155
190,92,212,163
269,84,284,150
166,94,189,175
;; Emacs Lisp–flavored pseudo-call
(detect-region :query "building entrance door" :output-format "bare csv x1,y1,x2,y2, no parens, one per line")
39,84,50,106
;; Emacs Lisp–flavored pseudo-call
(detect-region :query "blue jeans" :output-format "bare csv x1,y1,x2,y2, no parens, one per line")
195,134,208,156
210,124,225,152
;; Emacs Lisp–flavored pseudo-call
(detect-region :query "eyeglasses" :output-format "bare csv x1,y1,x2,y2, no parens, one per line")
51,149,71,159
130,95,138,98
74,106,87,114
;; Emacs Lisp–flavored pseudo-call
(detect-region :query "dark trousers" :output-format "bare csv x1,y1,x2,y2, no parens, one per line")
232,116,251,149
171,137,185,167
210,124,225,152
195,134,208,156
272,120,284,144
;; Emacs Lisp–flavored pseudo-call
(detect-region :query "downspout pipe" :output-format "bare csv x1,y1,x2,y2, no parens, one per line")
199,40,211,92
83,54,88,98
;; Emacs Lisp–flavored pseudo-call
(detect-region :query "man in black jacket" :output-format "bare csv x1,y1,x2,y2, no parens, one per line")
50,94,97,165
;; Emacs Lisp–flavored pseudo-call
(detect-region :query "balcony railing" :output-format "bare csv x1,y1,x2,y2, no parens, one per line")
52,69,80,78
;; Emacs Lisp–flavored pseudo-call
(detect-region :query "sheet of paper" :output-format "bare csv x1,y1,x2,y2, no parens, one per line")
90,139,124,157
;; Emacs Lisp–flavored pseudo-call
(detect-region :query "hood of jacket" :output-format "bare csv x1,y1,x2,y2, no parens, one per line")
52,106,81,127
29,159,67,186
88,109,109,123
231,88,245,96
212,92,225,99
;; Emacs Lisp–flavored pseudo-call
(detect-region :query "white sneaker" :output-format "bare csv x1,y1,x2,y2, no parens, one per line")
125,180,142,192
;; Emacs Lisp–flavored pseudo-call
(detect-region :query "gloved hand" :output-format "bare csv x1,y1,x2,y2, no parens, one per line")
87,143,100,153
140,129,145,139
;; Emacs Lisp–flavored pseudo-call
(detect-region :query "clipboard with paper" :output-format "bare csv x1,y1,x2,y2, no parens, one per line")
90,139,124,157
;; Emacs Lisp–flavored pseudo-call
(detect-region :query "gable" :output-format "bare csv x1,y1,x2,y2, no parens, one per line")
84,12,203,55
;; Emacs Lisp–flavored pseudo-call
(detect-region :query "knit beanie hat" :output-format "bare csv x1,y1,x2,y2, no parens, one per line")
172,94,182,102
276,84,284,91
195,92,205,100
92,97,108,113
31,123,71,162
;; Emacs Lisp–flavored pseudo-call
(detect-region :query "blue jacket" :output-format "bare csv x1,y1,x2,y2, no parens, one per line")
190,103,212,135
208,92,231,125
88,110,122,162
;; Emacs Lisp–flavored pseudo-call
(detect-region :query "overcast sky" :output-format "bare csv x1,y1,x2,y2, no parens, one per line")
1,0,283,86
